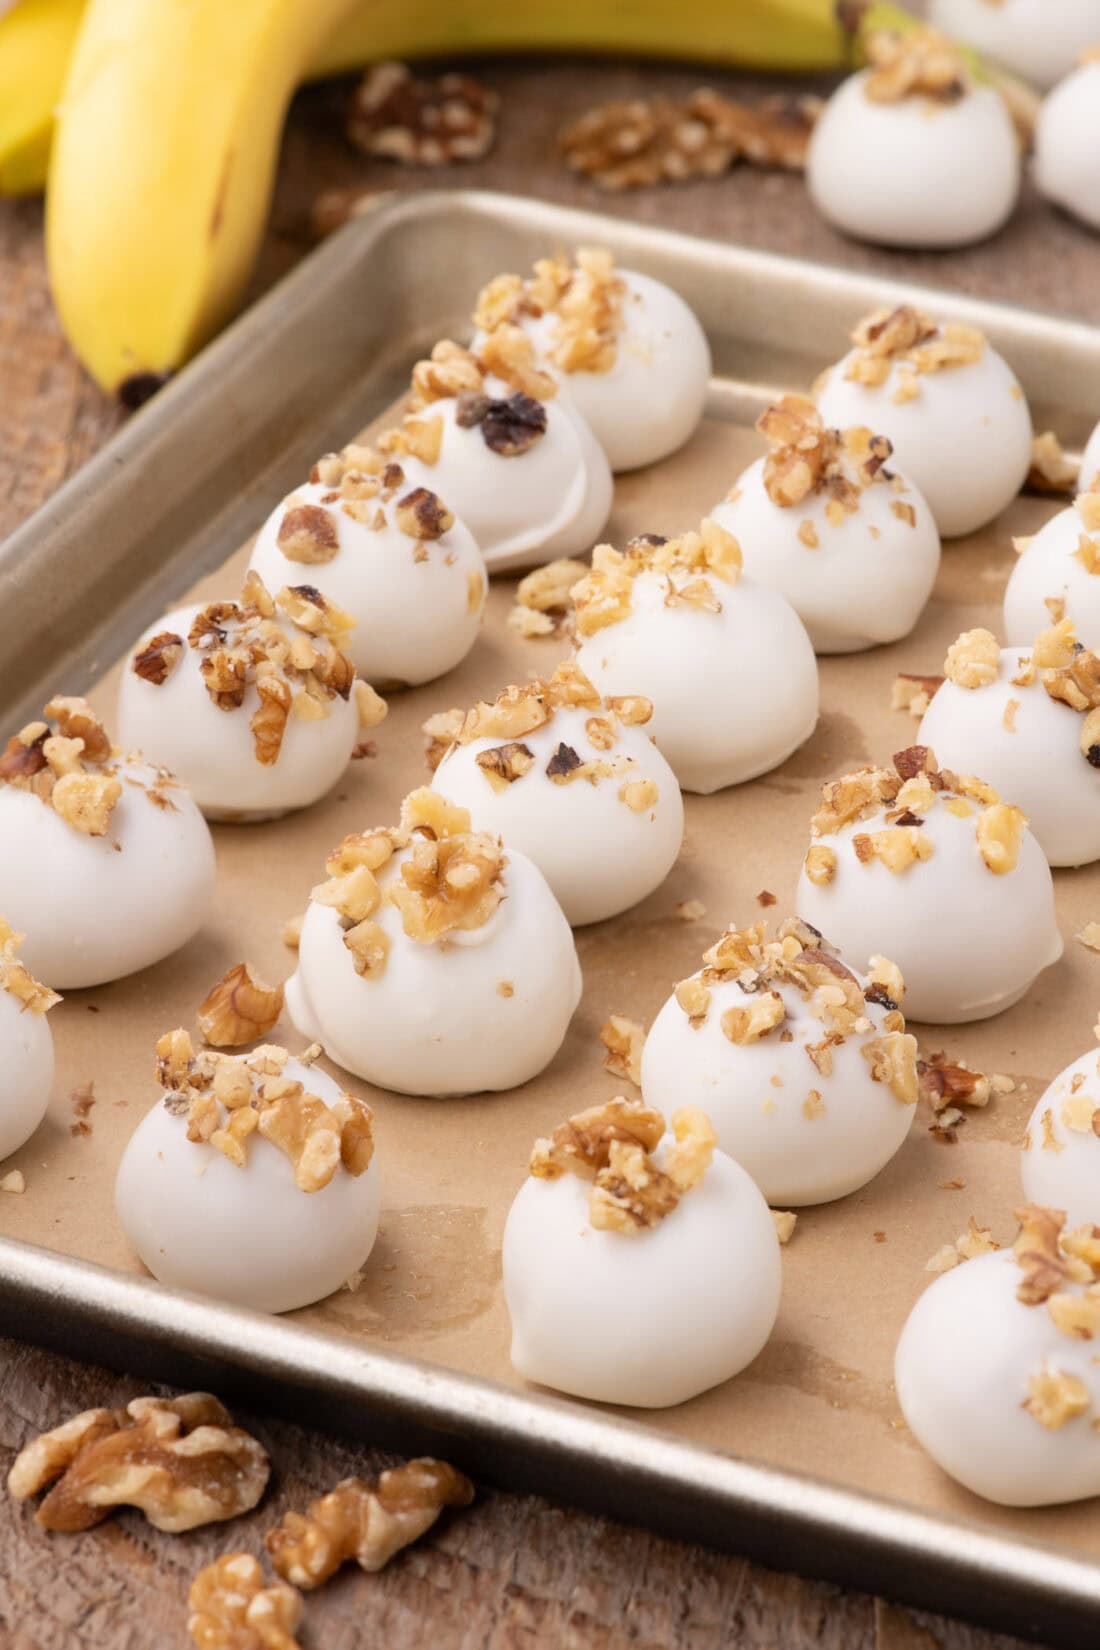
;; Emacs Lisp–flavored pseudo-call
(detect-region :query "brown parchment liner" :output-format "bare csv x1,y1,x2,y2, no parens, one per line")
0,402,1094,1558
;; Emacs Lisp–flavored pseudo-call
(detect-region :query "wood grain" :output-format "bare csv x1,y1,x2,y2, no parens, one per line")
0,52,1090,1649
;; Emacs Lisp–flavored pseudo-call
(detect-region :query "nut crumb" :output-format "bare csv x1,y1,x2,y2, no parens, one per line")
1028,431,1078,496
772,1210,797,1244
600,1014,645,1087
1,1169,25,1194
677,899,706,921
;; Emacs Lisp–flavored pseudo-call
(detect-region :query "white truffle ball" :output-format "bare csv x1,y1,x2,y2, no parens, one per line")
483,270,711,473
1004,497,1100,647
399,384,612,574
116,1055,380,1314
816,327,1032,538
502,1139,780,1407
0,760,215,990
0,953,55,1162
710,454,940,653
287,835,580,1097
796,759,1062,1023
1035,61,1100,230
431,701,683,927
248,479,486,688
118,601,360,821
807,72,1019,249
919,642,1100,866
931,0,1100,91
574,563,818,795
641,941,916,1206
1021,1048,1100,1226
896,1246,1100,1506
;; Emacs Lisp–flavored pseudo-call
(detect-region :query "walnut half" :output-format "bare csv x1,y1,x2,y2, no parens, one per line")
198,962,285,1048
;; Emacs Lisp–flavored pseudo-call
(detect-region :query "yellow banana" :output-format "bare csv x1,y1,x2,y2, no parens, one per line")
0,0,83,195
46,0,359,398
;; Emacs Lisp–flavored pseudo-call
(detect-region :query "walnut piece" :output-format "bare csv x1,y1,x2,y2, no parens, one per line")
198,963,285,1048
863,28,970,105
0,918,59,1014
277,501,340,564
133,630,185,685
7,1393,269,1534
573,520,740,638
266,1458,474,1588
600,1014,645,1086
976,801,1026,874
944,627,1000,689
348,61,498,165
1028,431,1079,496
1024,1367,1091,1430
721,990,786,1046
509,557,587,639
189,1552,303,1650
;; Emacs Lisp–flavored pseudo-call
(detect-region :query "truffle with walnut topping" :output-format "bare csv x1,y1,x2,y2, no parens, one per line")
1021,1033,1100,1228
0,920,58,1162
710,395,940,652
796,745,1061,1023
1004,491,1100,650
807,28,1019,251
378,327,611,573
248,445,486,688
0,697,215,989
917,620,1100,866
640,917,918,1205
815,305,1032,538
896,1205,1100,1506
470,248,710,473
118,571,384,822
502,1096,780,1407
429,660,683,926
285,788,580,1096
571,517,818,793
115,1032,380,1314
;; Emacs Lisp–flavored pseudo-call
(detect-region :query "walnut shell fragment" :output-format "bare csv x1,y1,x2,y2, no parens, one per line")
198,962,285,1048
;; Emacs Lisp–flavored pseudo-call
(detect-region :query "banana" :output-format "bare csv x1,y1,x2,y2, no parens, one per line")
46,0,359,397
0,0,83,195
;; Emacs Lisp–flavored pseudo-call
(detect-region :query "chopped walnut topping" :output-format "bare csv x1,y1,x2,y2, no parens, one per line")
944,627,1000,689
757,394,892,515
976,801,1026,874
573,519,741,638
277,500,340,564
600,1014,645,1087
863,27,970,105
394,486,455,541
509,557,588,640
132,630,185,685
588,1106,716,1234
189,1552,303,1650
803,844,838,886
620,776,659,812
0,700,127,832
1028,431,1079,496
7,1393,269,1533
1024,1367,1091,1430
721,990,787,1046
421,707,465,772
0,918,58,1014
198,963,284,1049
1013,1205,1094,1307
844,305,984,393
675,975,711,1026
852,826,934,874
474,741,536,791
862,1031,919,1106
348,61,498,165
531,1096,664,1181
266,1458,474,1589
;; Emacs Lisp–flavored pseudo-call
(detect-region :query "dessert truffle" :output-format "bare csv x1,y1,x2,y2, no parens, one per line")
929,0,1100,90
285,788,581,1096
710,395,940,653
0,921,57,1162
918,622,1100,866
815,305,1032,538
1021,1041,1100,1227
248,445,486,688
471,248,710,472
115,1032,380,1314
641,918,917,1205
502,1097,781,1407
896,1206,1100,1505
1004,491,1100,648
796,745,1062,1023
571,518,818,793
118,572,385,821
1035,56,1100,233
806,29,1019,250
429,661,683,926
0,697,215,989
380,331,612,573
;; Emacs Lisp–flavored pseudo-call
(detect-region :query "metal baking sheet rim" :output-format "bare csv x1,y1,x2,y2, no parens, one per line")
2,190,1099,1646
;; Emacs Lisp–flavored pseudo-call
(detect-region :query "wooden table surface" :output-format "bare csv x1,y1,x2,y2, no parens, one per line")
0,50,1094,1650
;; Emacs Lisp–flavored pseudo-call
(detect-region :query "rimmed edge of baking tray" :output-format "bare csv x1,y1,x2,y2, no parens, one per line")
2,190,1099,1645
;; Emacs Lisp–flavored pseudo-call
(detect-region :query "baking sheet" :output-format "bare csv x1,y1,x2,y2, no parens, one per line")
2,192,1100,1643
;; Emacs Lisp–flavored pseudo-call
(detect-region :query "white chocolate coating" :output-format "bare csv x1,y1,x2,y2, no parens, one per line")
796,795,1062,1024
431,705,684,926
574,571,818,794
248,480,487,687
115,1056,381,1314
485,270,711,473
0,986,54,1162
918,646,1100,867
710,455,941,653
286,844,581,1096
806,73,1019,250
1021,1048,1100,1227
502,1140,781,1407
1004,499,1100,648
118,603,360,821
896,1250,1100,1506
1081,419,1100,495
641,965,915,1206
931,0,1100,91
0,764,215,989
399,385,613,574
816,341,1032,539
1035,62,1100,232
